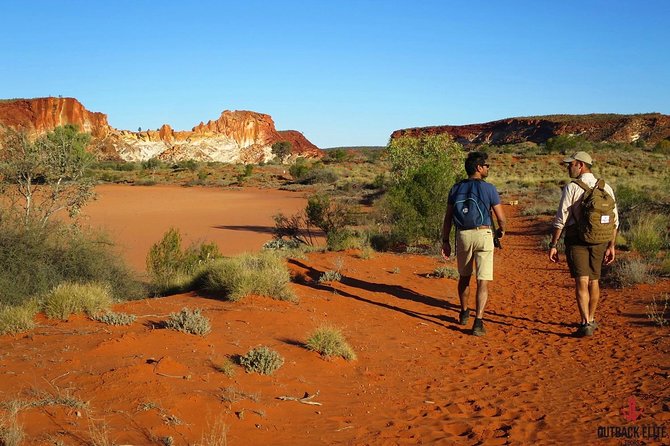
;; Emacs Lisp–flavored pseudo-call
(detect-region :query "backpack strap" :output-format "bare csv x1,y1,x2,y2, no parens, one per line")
572,179,591,192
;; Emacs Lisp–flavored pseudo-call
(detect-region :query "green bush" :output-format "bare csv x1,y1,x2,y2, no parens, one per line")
43,282,113,320
165,308,211,336
543,135,592,154
306,326,356,360
146,228,221,295
625,213,669,260
288,159,309,180
326,229,363,251
195,252,296,302
306,194,353,237
0,301,39,335
0,220,145,306
272,141,292,161
239,346,284,375
652,139,670,154
384,135,465,245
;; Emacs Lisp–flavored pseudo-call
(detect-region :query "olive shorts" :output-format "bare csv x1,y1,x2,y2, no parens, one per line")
565,236,608,280
456,228,494,280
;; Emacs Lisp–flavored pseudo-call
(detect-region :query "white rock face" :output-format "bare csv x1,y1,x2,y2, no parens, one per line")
117,141,167,162
112,134,274,163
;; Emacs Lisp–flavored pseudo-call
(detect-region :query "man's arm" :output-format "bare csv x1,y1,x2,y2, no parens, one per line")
491,203,506,238
604,228,617,265
441,204,454,259
548,227,563,263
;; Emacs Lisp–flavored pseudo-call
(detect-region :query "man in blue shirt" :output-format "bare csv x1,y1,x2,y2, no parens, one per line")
441,152,506,336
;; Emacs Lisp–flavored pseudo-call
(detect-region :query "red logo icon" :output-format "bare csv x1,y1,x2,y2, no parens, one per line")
621,396,643,422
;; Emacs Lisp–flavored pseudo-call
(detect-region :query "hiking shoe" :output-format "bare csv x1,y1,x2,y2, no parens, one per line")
574,323,594,337
459,309,470,326
589,320,599,330
472,318,486,336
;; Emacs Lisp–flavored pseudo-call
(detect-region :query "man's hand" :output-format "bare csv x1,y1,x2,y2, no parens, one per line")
549,247,559,263
604,246,616,265
441,241,451,260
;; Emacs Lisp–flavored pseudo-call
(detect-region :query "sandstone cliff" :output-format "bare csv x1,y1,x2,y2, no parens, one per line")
0,97,322,163
391,113,670,147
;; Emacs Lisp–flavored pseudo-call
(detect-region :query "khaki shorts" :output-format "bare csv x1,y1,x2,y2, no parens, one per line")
565,236,608,280
456,228,494,280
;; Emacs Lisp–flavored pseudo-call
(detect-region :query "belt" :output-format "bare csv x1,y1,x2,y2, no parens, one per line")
459,225,491,231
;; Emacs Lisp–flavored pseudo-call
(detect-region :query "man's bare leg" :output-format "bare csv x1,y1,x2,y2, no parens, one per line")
458,275,470,311
475,279,489,319
588,279,600,324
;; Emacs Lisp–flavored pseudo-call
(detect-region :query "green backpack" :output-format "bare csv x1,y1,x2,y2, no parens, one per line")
572,178,616,244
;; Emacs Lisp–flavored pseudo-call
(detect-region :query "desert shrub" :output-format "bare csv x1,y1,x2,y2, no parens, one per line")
0,125,94,226
0,401,25,446
306,194,353,237
93,311,137,326
614,184,657,230
288,158,309,179
146,227,221,295
239,346,284,375
324,148,348,163
0,220,144,306
318,270,342,283
299,167,338,184
165,308,211,336
141,158,164,170
652,139,670,154
431,266,459,279
646,294,669,327
0,301,38,335
272,141,292,161
43,282,113,320
272,212,316,246
384,134,465,245
624,213,669,260
603,258,653,288
326,229,363,251
306,326,356,360
262,237,302,251
195,252,296,302
543,135,592,154
212,358,236,377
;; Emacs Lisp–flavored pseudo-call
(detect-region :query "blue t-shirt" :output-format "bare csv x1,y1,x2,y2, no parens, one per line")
448,179,501,228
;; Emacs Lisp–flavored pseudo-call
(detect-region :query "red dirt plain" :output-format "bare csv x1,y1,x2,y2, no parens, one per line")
1,185,669,445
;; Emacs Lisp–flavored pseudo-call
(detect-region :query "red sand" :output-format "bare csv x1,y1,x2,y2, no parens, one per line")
1,185,669,445
79,185,310,272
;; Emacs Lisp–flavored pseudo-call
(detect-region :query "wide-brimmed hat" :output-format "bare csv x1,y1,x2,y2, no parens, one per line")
563,151,593,165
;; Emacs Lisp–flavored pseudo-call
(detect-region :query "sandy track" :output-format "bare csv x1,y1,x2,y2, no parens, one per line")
0,187,668,445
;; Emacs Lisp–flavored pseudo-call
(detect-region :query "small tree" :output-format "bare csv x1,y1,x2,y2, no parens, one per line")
272,141,292,162
0,125,94,226
384,134,465,245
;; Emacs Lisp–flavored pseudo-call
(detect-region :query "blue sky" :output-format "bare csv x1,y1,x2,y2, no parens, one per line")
2,0,668,148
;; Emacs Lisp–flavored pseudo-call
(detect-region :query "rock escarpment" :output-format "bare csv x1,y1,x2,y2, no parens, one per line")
391,114,670,147
0,97,321,163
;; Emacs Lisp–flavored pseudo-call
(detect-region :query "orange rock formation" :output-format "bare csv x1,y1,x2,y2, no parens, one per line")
0,97,322,162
